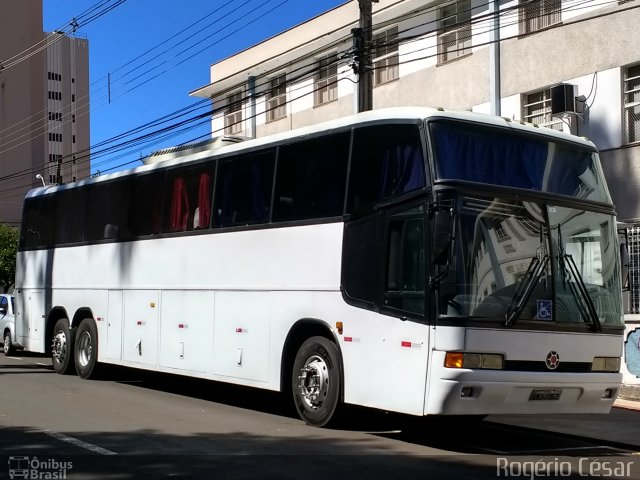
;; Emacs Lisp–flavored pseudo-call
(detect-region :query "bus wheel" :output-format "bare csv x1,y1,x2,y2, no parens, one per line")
74,319,99,380
51,318,75,375
292,336,341,427
3,331,15,356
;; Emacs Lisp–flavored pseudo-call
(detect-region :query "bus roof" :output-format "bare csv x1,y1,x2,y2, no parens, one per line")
25,106,597,199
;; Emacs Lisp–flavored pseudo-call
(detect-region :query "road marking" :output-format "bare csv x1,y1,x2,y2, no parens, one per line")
45,431,117,455
507,445,628,454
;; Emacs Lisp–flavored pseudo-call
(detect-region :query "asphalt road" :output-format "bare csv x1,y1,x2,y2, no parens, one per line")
0,353,637,479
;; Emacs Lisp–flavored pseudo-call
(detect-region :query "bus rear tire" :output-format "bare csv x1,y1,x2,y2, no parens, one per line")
52,318,75,375
292,336,341,427
74,318,99,380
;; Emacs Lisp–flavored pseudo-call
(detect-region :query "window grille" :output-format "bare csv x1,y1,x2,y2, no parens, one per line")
624,64,640,144
373,27,399,86
224,92,243,135
437,0,472,64
627,226,640,313
315,54,338,106
266,74,287,122
519,0,561,35
522,88,555,127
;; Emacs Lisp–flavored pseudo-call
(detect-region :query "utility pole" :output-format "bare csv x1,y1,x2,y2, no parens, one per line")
353,0,377,113
489,0,501,116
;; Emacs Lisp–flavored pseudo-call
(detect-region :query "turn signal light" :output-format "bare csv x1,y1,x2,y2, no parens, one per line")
445,352,504,370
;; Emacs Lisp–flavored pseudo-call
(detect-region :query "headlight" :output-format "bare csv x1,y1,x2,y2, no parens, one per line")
591,357,620,372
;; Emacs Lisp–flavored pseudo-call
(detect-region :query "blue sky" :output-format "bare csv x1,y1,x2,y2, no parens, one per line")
43,0,346,174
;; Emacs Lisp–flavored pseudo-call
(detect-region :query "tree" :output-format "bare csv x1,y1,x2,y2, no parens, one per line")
0,223,19,293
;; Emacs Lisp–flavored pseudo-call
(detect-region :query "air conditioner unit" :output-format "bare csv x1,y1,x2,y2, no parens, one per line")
551,84,576,115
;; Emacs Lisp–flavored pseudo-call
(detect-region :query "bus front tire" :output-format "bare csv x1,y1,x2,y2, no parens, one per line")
74,318,99,380
292,336,341,427
3,331,15,356
51,318,75,375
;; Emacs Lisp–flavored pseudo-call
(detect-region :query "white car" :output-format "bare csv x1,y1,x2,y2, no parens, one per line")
0,294,16,355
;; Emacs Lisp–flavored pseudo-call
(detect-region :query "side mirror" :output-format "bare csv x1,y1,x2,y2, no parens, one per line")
432,209,453,266
621,243,630,291
0,307,6,316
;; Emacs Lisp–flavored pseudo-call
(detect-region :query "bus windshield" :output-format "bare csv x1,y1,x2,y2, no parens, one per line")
430,121,612,203
440,195,624,328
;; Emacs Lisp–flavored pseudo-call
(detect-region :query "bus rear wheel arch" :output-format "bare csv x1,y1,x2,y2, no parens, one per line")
292,336,342,427
51,318,75,375
74,318,100,380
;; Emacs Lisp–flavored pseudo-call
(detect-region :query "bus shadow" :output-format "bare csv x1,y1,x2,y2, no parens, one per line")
92,365,630,456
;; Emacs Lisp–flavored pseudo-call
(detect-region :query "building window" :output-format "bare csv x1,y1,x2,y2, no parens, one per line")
523,88,550,124
48,91,62,101
519,0,561,35
314,53,338,106
224,92,243,135
437,0,472,64
266,74,287,122
624,64,640,144
373,27,399,86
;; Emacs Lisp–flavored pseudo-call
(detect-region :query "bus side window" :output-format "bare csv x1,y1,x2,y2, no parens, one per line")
21,195,55,249
128,173,164,237
347,124,425,213
383,205,425,316
21,198,50,249
273,132,349,222
164,166,213,233
86,181,129,242
54,187,87,245
342,213,380,309
214,150,275,227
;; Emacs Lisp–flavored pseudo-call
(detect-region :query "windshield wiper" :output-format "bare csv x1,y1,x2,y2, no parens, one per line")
504,251,549,327
561,253,602,332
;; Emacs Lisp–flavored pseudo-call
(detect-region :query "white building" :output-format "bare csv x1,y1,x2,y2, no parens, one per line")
191,0,640,311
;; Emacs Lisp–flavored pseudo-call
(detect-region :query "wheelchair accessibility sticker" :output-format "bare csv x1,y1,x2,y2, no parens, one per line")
537,300,552,320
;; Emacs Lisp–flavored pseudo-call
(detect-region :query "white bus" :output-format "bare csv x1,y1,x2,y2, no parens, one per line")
15,107,625,427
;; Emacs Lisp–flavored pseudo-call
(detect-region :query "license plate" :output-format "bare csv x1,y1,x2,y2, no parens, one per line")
529,389,562,401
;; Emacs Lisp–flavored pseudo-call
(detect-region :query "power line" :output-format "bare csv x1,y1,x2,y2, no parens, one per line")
0,0,634,196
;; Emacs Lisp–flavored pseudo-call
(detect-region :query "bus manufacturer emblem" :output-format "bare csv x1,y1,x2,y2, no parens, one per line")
545,351,560,370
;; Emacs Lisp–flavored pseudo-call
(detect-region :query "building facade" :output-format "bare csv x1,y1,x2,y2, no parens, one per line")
191,0,640,310
0,1,90,227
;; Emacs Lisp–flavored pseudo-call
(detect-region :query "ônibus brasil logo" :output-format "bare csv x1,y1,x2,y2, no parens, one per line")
8,456,73,479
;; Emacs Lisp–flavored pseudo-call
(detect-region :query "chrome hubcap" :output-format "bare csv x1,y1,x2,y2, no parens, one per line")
77,331,92,367
52,331,67,362
298,355,329,409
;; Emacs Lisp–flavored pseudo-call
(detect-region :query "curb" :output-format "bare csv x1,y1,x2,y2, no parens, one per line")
618,384,640,401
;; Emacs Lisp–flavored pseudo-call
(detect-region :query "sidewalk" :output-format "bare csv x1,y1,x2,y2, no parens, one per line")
614,396,640,412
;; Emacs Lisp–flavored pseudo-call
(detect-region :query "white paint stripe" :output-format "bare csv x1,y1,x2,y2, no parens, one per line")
509,445,626,454
45,431,117,455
